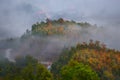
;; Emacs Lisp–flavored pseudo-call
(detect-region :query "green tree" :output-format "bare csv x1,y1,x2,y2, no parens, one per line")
61,60,100,80
21,63,53,80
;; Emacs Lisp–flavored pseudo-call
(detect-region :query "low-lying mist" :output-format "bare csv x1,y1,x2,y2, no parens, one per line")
0,0,120,62
0,20,120,62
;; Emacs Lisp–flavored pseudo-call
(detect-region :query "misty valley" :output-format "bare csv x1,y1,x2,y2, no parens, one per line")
0,18,120,80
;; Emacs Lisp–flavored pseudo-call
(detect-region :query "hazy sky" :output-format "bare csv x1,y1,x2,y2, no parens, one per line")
0,0,120,39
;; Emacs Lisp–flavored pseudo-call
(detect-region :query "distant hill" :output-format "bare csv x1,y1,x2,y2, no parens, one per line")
0,18,100,62
30,18,93,36
21,18,95,38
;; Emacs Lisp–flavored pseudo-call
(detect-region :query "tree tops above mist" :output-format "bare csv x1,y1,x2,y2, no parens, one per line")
30,18,93,36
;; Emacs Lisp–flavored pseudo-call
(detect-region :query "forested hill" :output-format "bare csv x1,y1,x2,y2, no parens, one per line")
23,18,96,37
0,18,120,80
1,40,120,80
51,40,120,80
0,18,98,62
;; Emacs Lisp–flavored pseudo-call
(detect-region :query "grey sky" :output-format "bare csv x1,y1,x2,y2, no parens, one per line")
0,0,120,39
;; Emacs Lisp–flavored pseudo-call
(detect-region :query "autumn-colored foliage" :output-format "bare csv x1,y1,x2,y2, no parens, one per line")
51,40,120,80
31,18,94,36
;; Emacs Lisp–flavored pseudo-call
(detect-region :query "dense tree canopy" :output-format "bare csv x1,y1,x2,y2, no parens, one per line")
30,18,94,36
51,40,120,80
61,60,100,80
0,56,53,80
